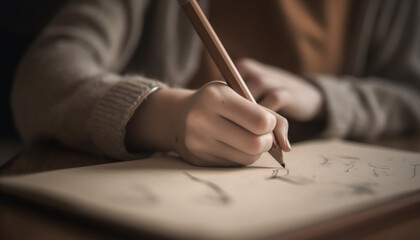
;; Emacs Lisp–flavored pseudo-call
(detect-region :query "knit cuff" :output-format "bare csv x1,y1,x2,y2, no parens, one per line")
311,75,354,139
89,75,167,160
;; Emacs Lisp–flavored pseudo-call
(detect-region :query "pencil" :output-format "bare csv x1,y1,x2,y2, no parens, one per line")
178,0,286,168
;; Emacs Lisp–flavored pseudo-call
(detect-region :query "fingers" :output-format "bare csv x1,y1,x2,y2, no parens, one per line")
217,84,291,153
236,58,267,100
236,58,265,76
189,153,245,167
258,89,292,112
185,110,273,156
237,58,289,79
181,81,292,167
215,86,276,135
266,108,291,152
184,135,264,167
211,141,262,165
211,115,273,155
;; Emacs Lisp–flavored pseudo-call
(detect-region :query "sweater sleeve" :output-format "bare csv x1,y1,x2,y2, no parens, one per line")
310,0,420,140
12,0,166,159
312,75,420,140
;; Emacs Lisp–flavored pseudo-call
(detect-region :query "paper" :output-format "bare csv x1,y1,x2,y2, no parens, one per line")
0,140,419,240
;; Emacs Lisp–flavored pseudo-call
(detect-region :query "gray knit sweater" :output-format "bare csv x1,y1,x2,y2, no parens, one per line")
12,0,420,160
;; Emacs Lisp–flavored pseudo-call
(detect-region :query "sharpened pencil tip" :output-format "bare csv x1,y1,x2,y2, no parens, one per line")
268,145,285,168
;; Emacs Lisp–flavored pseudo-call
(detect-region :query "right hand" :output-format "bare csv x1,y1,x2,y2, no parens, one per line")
174,82,291,167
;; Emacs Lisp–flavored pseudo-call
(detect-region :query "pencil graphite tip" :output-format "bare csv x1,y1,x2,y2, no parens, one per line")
268,146,285,167
280,163,286,168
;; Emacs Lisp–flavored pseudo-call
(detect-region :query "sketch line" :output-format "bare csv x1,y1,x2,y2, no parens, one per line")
267,169,313,185
368,163,390,177
373,169,379,177
411,164,420,179
184,172,231,204
320,155,359,173
320,156,331,167
344,160,356,173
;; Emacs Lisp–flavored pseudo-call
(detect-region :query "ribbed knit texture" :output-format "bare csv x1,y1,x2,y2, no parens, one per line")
314,76,354,138
89,76,166,159
12,0,420,161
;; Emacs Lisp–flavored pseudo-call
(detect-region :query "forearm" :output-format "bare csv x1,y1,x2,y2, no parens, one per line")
12,44,165,157
11,0,162,159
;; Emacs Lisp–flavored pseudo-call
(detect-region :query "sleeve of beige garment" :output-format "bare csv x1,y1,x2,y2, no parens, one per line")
312,76,420,140
12,0,165,159
310,1,420,140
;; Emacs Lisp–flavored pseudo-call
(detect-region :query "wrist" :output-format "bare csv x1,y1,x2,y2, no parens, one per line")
125,88,193,153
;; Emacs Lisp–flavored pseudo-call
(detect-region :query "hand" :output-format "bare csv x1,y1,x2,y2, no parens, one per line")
126,82,291,167
236,58,325,122
174,82,291,167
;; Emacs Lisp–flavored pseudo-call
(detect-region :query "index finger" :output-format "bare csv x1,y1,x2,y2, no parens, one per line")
264,107,291,152
217,86,276,136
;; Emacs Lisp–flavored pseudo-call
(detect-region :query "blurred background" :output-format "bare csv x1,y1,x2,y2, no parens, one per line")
0,0,67,166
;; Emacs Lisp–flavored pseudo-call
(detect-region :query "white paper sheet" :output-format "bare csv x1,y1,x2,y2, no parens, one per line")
1,140,419,240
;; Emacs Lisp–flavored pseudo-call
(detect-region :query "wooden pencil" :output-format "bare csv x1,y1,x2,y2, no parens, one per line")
178,0,285,168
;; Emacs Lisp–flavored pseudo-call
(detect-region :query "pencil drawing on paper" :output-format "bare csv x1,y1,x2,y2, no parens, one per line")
343,159,357,172
320,155,359,173
266,169,313,185
411,164,420,179
320,155,331,167
184,172,231,205
368,163,390,177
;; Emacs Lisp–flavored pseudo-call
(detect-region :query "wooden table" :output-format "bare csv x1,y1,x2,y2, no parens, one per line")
1,137,420,240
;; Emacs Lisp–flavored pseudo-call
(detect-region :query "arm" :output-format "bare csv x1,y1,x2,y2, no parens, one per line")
236,58,420,141
12,0,290,165
125,83,291,167
312,0,420,140
235,2,420,141
314,75,420,139
12,0,161,159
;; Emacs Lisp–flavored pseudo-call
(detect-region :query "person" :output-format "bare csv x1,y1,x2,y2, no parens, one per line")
12,0,420,167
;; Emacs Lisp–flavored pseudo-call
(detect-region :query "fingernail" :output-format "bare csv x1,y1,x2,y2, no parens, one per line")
286,139,292,150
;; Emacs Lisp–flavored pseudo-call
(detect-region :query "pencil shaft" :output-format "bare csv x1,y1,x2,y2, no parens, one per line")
181,0,254,101
179,0,285,166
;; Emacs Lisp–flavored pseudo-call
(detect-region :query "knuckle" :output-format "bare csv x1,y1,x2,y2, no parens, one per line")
248,136,266,155
200,84,223,103
254,112,276,134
